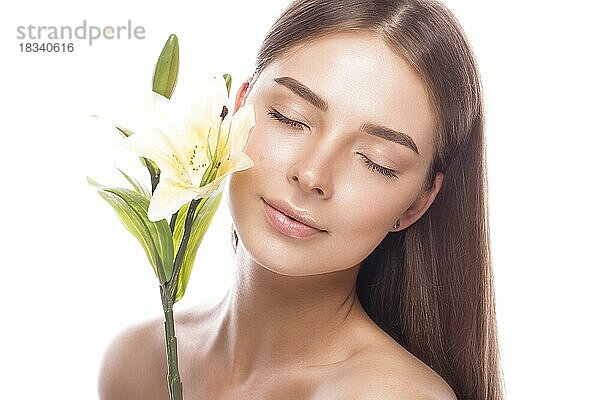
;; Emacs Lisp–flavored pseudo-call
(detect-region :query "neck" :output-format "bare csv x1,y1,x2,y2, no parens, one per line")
205,241,368,383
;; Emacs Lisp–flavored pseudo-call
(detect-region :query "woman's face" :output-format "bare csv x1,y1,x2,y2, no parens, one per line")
227,32,442,276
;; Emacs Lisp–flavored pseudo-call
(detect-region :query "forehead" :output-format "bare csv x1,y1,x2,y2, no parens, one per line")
253,32,436,159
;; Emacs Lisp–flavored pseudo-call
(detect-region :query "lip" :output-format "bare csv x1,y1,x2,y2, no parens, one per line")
262,197,326,239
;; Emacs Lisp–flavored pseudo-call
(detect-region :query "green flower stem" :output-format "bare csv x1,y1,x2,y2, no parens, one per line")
168,197,201,301
158,197,202,400
160,284,183,400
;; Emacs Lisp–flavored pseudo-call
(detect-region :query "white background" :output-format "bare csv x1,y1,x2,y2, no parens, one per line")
1,1,598,398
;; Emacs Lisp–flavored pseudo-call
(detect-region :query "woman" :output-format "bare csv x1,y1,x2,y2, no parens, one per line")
99,0,504,399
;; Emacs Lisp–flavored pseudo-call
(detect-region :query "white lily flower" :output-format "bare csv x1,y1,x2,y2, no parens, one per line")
120,76,255,222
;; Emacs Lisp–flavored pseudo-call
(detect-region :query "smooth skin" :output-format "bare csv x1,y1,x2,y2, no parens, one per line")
98,32,455,400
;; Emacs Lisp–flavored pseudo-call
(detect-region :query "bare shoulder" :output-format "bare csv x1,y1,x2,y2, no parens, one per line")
97,315,168,400
325,334,457,400
96,304,213,400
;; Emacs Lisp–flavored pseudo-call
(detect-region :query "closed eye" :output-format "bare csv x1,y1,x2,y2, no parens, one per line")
267,106,398,180
266,107,308,129
357,153,399,179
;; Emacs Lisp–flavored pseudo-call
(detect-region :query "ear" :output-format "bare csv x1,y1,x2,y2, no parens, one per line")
234,81,250,113
391,171,444,232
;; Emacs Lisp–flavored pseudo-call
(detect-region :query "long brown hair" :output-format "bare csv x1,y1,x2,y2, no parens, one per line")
231,0,504,398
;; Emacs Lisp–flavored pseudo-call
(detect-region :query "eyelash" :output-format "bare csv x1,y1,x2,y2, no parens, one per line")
266,107,399,180
266,107,307,129
357,153,398,179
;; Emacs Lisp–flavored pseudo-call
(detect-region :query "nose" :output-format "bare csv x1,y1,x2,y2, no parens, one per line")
286,139,334,199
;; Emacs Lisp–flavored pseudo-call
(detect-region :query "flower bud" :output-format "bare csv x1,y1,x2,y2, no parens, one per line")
152,34,179,99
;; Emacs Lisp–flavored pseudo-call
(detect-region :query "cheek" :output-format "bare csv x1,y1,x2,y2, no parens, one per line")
243,122,300,185
333,173,424,252
226,126,279,234
343,200,395,243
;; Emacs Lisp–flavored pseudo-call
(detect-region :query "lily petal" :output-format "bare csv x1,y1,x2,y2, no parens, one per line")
124,91,182,146
219,151,254,178
144,91,181,136
147,177,199,221
184,76,229,152
119,127,186,179
229,104,256,153
192,175,226,199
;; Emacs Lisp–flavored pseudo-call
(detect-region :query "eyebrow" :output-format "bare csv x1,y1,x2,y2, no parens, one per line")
273,76,420,155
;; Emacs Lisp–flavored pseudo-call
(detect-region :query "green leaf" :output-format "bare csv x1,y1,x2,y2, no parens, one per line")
87,176,174,284
152,34,179,99
171,191,222,302
115,167,151,199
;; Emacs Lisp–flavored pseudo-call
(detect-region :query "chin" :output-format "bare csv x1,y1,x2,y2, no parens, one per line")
235,223,361,277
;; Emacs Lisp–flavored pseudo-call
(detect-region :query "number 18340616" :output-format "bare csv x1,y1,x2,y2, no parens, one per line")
19,42,74,52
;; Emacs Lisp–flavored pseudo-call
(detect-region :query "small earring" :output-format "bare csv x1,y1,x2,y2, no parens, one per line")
393,219,401,230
